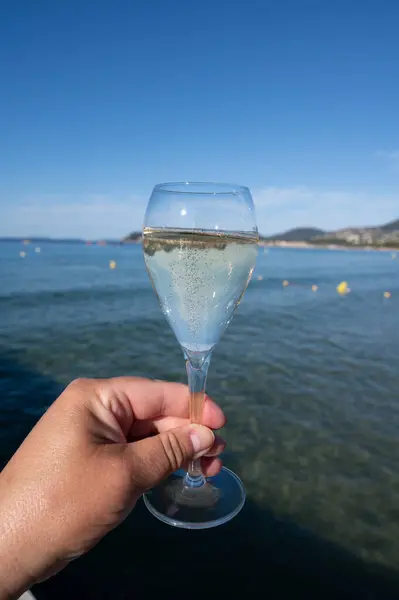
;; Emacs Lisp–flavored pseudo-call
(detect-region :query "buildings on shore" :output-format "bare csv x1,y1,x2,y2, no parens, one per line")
324,228,399,246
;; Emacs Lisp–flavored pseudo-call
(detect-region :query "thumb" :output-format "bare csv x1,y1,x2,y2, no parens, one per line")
126,424,215,491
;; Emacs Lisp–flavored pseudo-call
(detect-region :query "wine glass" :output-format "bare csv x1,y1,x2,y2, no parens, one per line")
142,182,258,529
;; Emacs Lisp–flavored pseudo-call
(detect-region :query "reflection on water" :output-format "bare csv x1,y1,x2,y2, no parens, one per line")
1,242,399,598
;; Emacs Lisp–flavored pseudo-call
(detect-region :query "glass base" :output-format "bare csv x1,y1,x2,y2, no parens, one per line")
143,466,246,529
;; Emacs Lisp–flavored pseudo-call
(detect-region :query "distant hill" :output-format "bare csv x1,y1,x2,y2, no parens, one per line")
264,217,399,247
263,227,325,242
124,231,142,242
123,218,399,248
380,218,399,233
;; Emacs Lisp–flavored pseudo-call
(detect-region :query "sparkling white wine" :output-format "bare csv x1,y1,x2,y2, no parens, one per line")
143,228,258,354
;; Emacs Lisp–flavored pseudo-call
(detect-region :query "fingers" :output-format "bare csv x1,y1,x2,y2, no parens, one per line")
131,414,226,439
199,398,225,429
107,377,225,423
93,377,225,430
181,435,225,471
125,424,215,491
201,457,223,477
204,435,225,457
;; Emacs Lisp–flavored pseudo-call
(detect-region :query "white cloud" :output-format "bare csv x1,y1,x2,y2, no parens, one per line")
2,186,398,238
376,149,399,170
253,186,398,234
3,194,147,239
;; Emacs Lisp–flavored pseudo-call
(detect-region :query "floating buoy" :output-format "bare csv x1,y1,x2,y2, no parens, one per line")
109,260,116,269
35,247,41,253
19,251,26,258
384,291,391,299
311,285,318,292
336,281,349,295
282,280,289,287
257,275,263,281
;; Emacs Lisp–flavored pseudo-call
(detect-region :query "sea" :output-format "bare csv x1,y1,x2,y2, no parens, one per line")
1,241,399,599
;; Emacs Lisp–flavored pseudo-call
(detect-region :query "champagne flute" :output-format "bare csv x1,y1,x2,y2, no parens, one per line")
142,182,258,529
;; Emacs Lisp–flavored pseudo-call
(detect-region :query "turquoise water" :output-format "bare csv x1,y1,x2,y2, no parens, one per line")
1,242,399,597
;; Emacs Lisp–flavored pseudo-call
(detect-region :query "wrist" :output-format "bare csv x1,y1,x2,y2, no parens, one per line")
0,532,36,600
0,473,44,600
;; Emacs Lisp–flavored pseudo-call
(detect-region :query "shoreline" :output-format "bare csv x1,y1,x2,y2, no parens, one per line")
125,238,398,252
258,241,398,252
1,238,397,253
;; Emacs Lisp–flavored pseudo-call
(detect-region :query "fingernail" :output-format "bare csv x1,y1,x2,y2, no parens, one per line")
189,425,215,458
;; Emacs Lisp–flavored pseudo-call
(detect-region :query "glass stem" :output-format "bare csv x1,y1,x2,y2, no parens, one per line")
184,353,211,489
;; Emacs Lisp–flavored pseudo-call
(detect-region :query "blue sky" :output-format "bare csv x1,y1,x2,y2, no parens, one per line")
1,0,399,238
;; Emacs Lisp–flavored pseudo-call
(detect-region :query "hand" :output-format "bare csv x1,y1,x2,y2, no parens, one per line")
0,377,226,599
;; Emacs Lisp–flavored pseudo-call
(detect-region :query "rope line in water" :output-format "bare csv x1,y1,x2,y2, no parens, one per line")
253,278,393,298
16,249,394,297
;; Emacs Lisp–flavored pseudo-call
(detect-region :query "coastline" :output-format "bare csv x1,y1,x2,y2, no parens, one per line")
126,238,398,252
258,240,398,252
2,237,396,253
